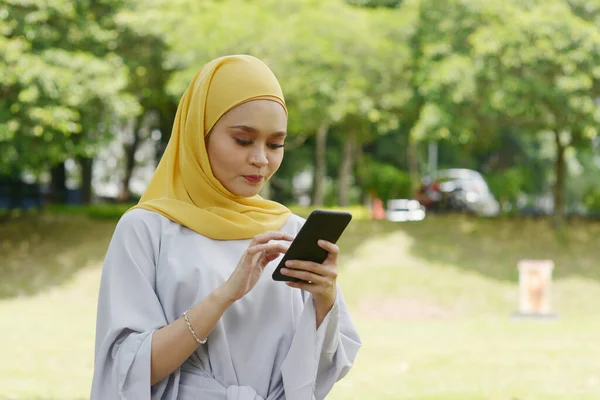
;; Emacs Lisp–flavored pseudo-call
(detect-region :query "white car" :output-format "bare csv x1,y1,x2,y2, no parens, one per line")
434,169,500,217
386,199,426,222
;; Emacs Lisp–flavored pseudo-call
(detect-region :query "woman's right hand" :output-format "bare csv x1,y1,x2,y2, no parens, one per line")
220,231,294,303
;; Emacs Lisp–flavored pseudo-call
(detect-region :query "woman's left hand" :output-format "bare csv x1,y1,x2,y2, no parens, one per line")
280,240,339,322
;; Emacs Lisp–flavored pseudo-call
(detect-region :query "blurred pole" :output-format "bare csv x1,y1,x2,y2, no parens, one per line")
428,140,438,176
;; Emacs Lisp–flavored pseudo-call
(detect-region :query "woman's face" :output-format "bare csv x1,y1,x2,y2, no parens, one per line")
206,99,287,197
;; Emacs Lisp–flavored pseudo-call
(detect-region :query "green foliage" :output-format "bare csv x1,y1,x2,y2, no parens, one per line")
287,204,370,220
485,167,526,204
86,203,134,219
47,203,134,219
584,188,600,212
0,0,139,174
471,1,600,134
345,0,402,8
2,0,600,216
357,156,412,202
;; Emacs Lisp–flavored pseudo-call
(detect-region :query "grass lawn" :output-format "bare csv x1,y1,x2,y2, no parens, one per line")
0,212,599,399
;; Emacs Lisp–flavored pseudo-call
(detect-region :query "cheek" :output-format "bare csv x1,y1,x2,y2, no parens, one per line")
209,141,238,175
268,151,284,171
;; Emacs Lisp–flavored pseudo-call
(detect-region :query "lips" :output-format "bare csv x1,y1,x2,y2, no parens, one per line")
243,175,263,184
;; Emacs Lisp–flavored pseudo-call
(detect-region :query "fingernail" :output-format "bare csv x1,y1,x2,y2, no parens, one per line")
281,268,288,274
285,260,292,267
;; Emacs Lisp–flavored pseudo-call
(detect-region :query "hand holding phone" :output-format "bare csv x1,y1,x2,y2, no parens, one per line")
272,210,352,283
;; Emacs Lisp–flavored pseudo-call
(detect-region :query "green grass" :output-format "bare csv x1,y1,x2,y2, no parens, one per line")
0,213,599,399
0,214,116,298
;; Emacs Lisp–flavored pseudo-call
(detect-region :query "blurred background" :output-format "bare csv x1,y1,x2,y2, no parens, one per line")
1,0,600,399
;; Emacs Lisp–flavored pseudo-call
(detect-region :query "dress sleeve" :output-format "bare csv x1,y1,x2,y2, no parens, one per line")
313,287,361,399
280,287,361,400
90,210,179,400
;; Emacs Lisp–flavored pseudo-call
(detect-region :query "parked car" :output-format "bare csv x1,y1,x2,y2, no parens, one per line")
386,198,426,222
416,168,500,217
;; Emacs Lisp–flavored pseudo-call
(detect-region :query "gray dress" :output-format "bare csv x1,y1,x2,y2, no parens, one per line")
91,209,361,400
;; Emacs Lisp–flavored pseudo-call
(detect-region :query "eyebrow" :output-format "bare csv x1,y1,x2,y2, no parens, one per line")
228,125,287,137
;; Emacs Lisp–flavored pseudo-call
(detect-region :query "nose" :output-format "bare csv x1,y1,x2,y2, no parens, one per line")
249,146,268,168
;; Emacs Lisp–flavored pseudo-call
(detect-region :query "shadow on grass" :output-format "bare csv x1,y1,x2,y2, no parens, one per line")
0,214,116,299
338,213,600,283
2,209,598,300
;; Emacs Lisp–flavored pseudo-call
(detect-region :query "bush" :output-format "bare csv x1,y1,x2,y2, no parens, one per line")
356,157,411,203
486,167,526,205
584,188,600,213
86,204,135,219
46,204,91,215
47,203,135,220
287,205,370,220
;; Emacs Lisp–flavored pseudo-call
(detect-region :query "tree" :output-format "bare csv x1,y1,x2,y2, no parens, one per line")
163,0,390,206
470,0,600,224
278,1,388,206
113,24,173,201
0,0,139,203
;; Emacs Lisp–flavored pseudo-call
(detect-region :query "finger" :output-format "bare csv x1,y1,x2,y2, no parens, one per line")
252,249,280,268
263,252,282,263
253,251,267,267
251,231,295,245
263,255,279,264
318,240,339,254
318,240,339,262
264,244,290,256
255,251,277,269
284,260,336,278
285,280,326,295
279,267,327,285
246,243,289,257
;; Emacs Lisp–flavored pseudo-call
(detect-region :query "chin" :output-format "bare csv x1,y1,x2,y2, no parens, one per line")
229,184,263,198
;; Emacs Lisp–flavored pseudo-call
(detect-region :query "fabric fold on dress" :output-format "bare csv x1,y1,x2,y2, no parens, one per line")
179,369,266,400
281,289,361,400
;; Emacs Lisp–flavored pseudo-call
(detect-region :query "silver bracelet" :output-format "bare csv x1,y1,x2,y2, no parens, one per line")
182,310,207,345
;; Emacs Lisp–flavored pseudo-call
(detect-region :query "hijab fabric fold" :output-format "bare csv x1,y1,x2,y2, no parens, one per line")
131,55,291,240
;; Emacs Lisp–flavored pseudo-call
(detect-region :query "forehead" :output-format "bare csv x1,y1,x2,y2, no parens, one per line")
219,100,287,131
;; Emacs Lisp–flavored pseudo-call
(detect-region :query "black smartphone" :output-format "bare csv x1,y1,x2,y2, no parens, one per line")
272,209,353,283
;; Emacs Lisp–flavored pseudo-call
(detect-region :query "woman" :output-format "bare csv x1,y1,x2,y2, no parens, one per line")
91,54,361,400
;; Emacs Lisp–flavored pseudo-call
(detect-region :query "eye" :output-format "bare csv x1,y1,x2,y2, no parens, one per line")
234,138,253,146
268,143,285,149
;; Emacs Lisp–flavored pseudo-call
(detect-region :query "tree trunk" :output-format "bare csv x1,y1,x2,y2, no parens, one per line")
50,162,67,204
406,0,424,196
552,130,566,227
407,136,420,195
338,136,356,207
6,176,21,210
311,122,329,206
157,103,177,165
77,156,94,205
120,117,141,202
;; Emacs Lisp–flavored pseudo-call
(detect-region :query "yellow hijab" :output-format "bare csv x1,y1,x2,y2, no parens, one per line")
132,55,291,240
